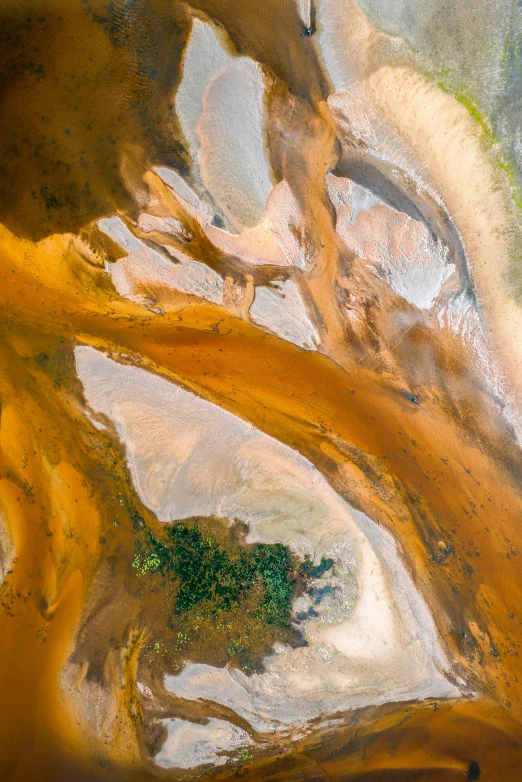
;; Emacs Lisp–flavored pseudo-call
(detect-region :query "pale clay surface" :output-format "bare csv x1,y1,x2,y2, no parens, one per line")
154,718,251,769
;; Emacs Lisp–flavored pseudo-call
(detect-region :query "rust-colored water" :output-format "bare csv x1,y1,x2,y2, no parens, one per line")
1,1,522,780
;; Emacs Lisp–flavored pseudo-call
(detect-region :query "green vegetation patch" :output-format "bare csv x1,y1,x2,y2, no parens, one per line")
131,517,333,674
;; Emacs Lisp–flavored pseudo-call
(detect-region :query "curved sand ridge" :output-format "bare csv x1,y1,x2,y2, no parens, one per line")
366,64,522,409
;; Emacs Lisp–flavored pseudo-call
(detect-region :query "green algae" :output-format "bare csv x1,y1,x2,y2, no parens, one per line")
497,159,522,212
436,75,495,141
435,72,522,213
431,68,522,296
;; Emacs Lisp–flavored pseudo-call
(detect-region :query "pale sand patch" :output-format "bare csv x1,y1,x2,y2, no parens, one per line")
249,280,319,350
175,19,231,175
154,718,250,769
316,0,522,413
297,0,312,28
196,58,273,230
316,0,394,91
0,509,13,587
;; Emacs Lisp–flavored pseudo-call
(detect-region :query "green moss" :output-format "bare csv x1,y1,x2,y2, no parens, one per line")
131,517,326,674
433,72,522,214
497,160,522,212
434,75,522,296
135,521,297,626
436,79,494,141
